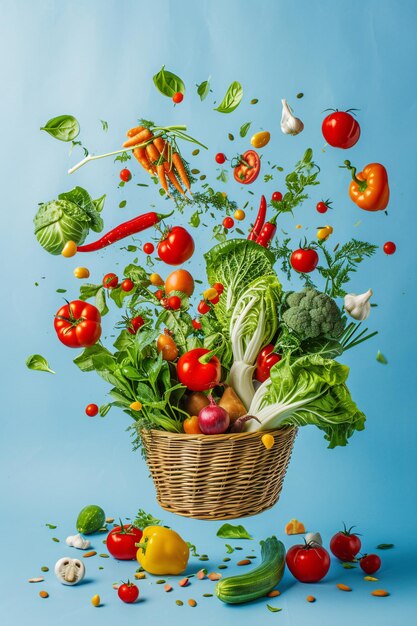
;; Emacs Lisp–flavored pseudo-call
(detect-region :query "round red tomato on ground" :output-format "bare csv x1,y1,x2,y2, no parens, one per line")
322,111,361,149
330,525,361,561
54,300,102,348
360,554,381,574
157,226,195,265
290,248,319,273
117,581,139,603
286,543,331,583
107,525,143,560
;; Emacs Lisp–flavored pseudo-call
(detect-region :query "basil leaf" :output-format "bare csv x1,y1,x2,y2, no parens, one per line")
266,604,282,613
189,210,201,228
216,523,252,540
215,81,243,114
26,354,55,374
376,543,394,549
225,544,234,554
153,66,185,97
40,115,80,142
93,194,106,213
95,287,109,316
376,350,388,364
79,283,102,301
197,78,210,101
240,122,251,137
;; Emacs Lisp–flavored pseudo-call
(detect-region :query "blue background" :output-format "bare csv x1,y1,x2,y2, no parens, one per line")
1,0,416,624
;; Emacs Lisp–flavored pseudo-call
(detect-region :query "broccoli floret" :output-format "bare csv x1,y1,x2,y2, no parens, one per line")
282,288,345,340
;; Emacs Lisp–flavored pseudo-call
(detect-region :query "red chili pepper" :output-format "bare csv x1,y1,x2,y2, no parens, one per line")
248,195,267,241
256,214,277,248
77,210,173,252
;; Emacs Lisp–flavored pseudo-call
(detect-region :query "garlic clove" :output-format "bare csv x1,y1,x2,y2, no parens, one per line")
305,532,323,546
281,99,304,136
66,533,91,550
344,288,373,321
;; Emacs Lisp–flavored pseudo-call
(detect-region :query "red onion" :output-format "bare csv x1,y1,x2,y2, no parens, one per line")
198,396,230,434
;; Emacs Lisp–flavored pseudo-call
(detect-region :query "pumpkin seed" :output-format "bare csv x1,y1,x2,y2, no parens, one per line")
203,593,213,597
228,133,234,141
52,537,60,542
41,567,49,572
39,590,49,598
191,169,200,175
223,557,231,562
176,600,184,606
156,579,166,584
218,565,228,569
192,149,200,156
188,599,197,607
250,99,259,104
83,551,97,558
296,93,304,99
28,578,44,583
99,553,109,558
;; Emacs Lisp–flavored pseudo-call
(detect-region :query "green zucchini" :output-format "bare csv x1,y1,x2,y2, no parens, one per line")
215,536,285,604
76,504,105,535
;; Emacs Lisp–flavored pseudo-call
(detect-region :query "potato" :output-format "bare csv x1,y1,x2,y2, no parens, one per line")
184,392,210,417
219,386,247,423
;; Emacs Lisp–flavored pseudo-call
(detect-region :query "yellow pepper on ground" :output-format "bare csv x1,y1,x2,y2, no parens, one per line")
136,526,189,575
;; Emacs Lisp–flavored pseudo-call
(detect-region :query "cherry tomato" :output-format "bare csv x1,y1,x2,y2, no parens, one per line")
165,269,195,296
172,92,184,104
197,300,210,315
158,226,195,265
157,333,178,361
106,525,143,560
177,348,221,392
213,282,224,294
192,319,202,330
73,267,90,279
234,150,260,184
118,581,139,603
121,278,134,292
155,289,164,300
316,201,329,214
272,191,283,202
150,273,164,286
234,209,245,221
120,168,132,182
359,554,381,575
143,242,155,255
290,248,319,273
330,525,361,561
223,217,234,229
255,344,282,383
161,297,170,309
127,316,144,335
322,111,361,149
85,403,99,417
168,295,182,310
103,273,118,289
383,241,396,255
54,301,101,348
210,294,220,305
215,153,226,164
286,543,331,583
183,415,203,434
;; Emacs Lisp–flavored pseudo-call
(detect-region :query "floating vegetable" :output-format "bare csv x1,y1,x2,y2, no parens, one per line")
77,211,173,252
198,396,230,434
233,150,260,184
344,289,373,321
285,519,306,535
40,115,80,142
280,99,304,136
26,354,56,374
73,267,90,279
247,195,267,241
62,241,78,257
250,131,270,148
383,241,396,255
157,226,195,265
54,557,85,585
343,160,389,212
360,554,381,574
317,225,333,241
322,110,360,149
136,526,189,575
66,534,91,550
54,301,101,348
165,269,195,296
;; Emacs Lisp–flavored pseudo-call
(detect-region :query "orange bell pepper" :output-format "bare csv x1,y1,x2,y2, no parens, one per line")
285,518,306,535
343,160,389,212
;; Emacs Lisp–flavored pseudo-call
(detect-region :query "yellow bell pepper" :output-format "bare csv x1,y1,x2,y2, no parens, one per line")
136,526,189,575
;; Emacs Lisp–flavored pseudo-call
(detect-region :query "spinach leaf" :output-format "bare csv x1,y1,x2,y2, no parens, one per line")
73,344,114,372
240,122,251,137
93,194,106,213
153,66,185,97
216,523,253,540
40,115,80,142
214,82,243,114
95,287,109,316
26,354,55,374
197,78,210,101
79,283,102,301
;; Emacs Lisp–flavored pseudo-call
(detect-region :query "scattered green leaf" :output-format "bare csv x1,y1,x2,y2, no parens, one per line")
267,604,282,612
153,66,185,97
197,78,211,101
216,523,252,540
376,350,388,364
40,115,80,142
377,543,394,550
215,81,243,113
240,122,251,137
26,354,56,374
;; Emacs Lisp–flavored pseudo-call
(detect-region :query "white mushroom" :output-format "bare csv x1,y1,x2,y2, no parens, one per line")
54,557,85,585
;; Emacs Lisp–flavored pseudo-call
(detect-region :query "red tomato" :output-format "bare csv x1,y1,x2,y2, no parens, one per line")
177,348,221,391
383,241,396,255
359,554,381,575
118,581,139,603
286,543,331,583
121,278,134,292
322,111,361,149
197,300,210,315
255,344,282,383
157,226,195,265
172,92,184,104
215,153,226,164
213,282,224,294
103,273,118,289
234,150,260,184
330,525,361,561
143,242,155,255
85,403,99,417
127,316,144,335
161,297,170,309
223,217,234,229
272,191,283,202
155,289,164,300
54,300,102,348
106,525,143,560
120,168,132,182
192,319,202,330
168,295,182,310
210,294,220,305
290,248,319,273
316,201,329,214
165,269,195,297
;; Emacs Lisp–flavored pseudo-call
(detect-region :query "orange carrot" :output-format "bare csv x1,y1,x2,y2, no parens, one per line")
153,136,169,159
164,162,185,195
133,147,154,174
172,152,191,192
123,128,153,148
146,144,169,193
127,125,144,137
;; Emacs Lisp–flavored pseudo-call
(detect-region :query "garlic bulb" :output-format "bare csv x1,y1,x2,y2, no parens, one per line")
305,532,323,546
281,99,304,135
55,557,85,585
66,533,91,550
344,289,373,321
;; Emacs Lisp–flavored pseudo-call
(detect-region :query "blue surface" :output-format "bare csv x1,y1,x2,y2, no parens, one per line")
1,0,416,624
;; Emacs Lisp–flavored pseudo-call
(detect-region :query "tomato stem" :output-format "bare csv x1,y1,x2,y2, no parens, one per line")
198,347,221,364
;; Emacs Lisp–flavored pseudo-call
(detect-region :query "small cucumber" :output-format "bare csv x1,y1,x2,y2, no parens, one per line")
215,536,285,604
76,505,105,535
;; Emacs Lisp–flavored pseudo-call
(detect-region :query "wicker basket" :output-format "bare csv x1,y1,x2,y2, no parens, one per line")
141,427,297,520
